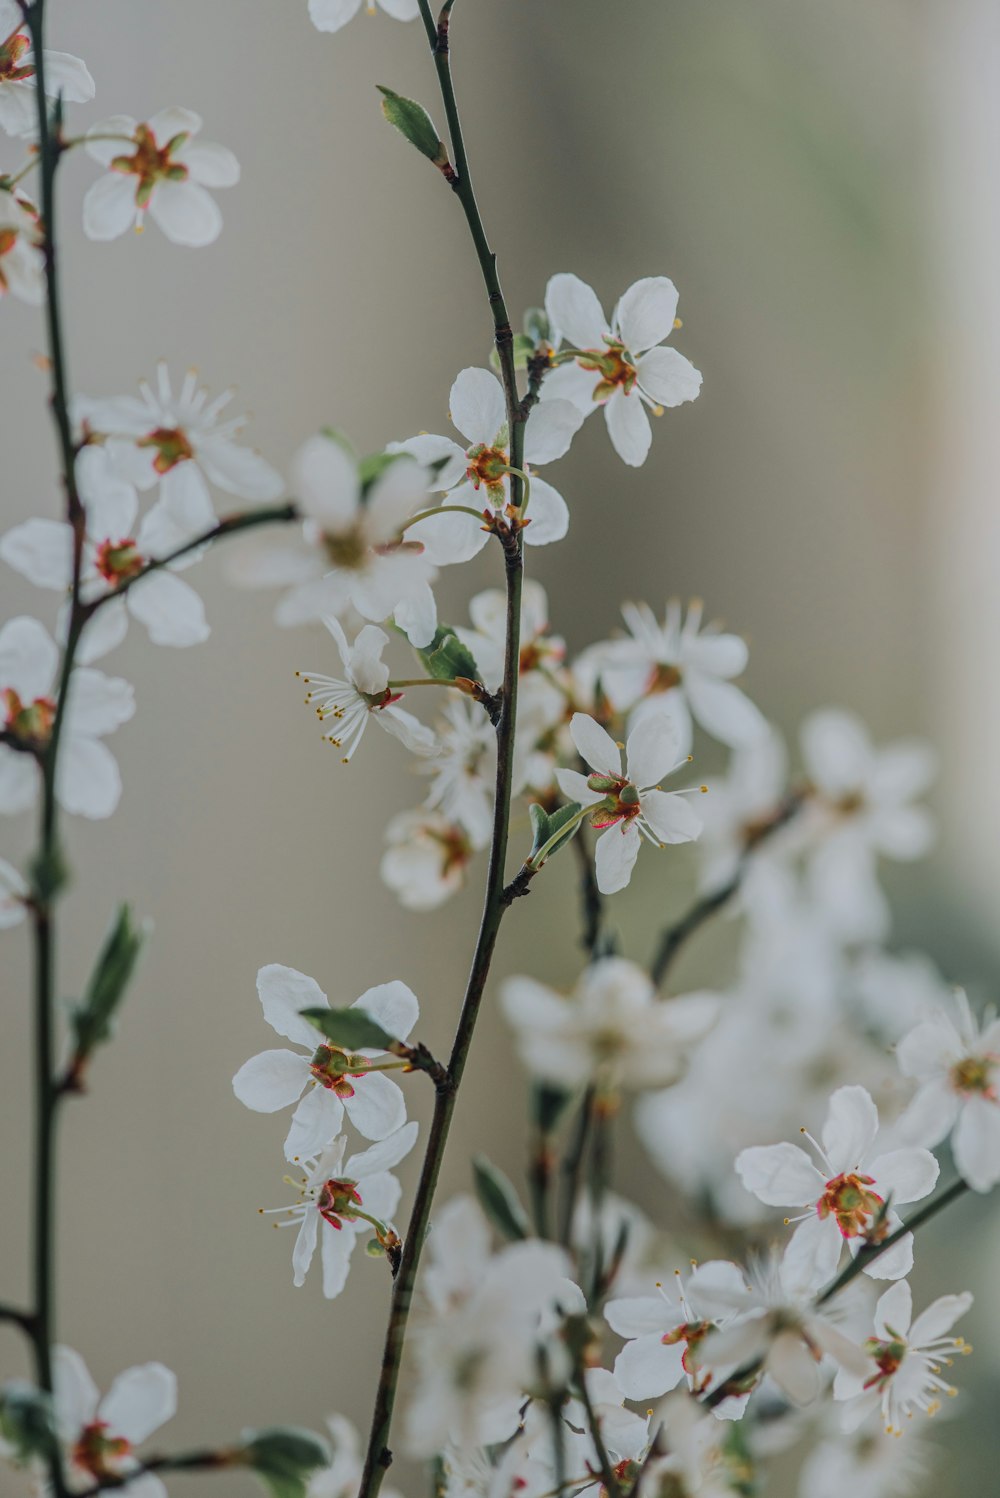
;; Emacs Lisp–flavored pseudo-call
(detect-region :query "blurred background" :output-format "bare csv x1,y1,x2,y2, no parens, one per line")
2,0,999,1491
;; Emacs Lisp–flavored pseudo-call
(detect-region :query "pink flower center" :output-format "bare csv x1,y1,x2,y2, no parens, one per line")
662,1320,712,1390
2,687,55,745
95,536,145,585
862,1336,907,1391
576,340,637,403
111,124,190,208
72,1421,132,1481
817,1172,883,1239
0,31,34,84
317,1177,362,1230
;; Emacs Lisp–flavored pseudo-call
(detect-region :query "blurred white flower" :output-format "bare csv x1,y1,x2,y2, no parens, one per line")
897,989,1000,1191
233,963,418,1159
421,697,497,844
541,273,701,466
381,808,482,910
0,4,94,138
0,191,43,303
0,616,134,819
53,1345,176,1497
83,108,239,245
308,0,420,34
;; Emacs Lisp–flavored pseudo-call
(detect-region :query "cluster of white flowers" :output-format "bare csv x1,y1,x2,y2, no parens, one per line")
1,6,994,1498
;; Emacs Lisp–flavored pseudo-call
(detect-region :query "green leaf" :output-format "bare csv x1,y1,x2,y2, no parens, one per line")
529,801,583,861
70,905,148,1064
358,448,408,492
489,332,535,374
416,624,480,684
0,1383,56,1466
529,1082,574,1136
241,1428,330,1498
377,87,447,166
300,1006,397,1052
523,307,550,344
473,1154,530,1241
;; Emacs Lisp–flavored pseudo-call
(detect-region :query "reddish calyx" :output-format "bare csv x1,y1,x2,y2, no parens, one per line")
112,125,190,208
862,1335,906,1392
952,1054,999,1101
138,425,195,475
317,1177,362,1231
95,536,145,585
3,686,56,745
0,31,34,84
576,340,637,403
587,773,640,831
310,1043,368,1100
662,1320,712,1390
465,444,509,500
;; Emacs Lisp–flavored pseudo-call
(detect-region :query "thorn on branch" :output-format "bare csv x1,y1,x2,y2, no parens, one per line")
501,867,535,907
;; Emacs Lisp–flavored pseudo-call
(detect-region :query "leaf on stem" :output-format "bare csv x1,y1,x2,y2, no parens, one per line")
301,1006,397,1052
473,1154,530,1241
69,905,148,1075
529,802,583,862
376,87,449,170
416,624,480,684
0,1383,56,1466
240,1428,330,1498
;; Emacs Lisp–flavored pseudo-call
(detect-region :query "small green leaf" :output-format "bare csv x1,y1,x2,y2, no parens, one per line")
0,1383,56,1466
489,332,535,374
358,449,408,492
241,1428,330,1498
416,624,480,684
301,1006,397,1052
70,905,148,1065
377,86,447,166
529,801,583,861
473,1154,530,1241
529,1082,574,1136
523,307,550,344
29,843,67,903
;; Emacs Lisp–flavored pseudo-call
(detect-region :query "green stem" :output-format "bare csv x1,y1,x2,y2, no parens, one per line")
815,1177,971,1305
527,803,594,870
403,502,486,529
558,1087,596,1247
355,13,530,1497
573,1359,621,1498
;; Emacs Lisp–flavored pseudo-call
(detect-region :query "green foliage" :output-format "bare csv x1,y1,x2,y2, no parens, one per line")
70,905,147,1066
472,1154,530,1241
490,332,536,373
529,1081,574,1136
301,1006,397,1052
0,1383,55,1466
529,802,583,862
241,1428,330,1498
377,87,447,166
416,624,480,684
523,307,550,344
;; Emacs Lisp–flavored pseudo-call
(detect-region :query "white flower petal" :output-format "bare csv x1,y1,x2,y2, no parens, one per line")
522,399,585,465
735,1142,824,1207
595,822,641,894
292,1208,319,1286
256,963,328,1047
57,736,122,819
83,174,138,241
355,979,419,1042
0,518,72,589
625,713,682,790
128,572,209,648
232,1049,310,1112
285,1086,345,1162
612,1335,685,1400
148,181,223,248
521,476,569,547
99,1364,176,1445
604,389,651,467
822,1085,881,1174
449,367,507,447
545,273,607,349
308,0,364,30
614,277,680,354
639,789,702,844
954,1094,1000,1191
636,347,702,407
569,712,622,777
342,1070,407,1141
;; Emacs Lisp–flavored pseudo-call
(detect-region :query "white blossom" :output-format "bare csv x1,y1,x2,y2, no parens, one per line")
588,600,766,757
52,1345,176,1497
0,190,43,303
555,711,703,894
381,808,482,910
0,616,134,819
541,273,701,466
502,957,718,1095
421,696,497,844
1,447,210,660
393,367,582,561
230,437,438,647
694,1249,869,1407
0,856,26,929
0,4,94,139
233,963,419,1159
265,1125,417,1300
797,1420,931,1498
83,108,239,245
735,1085,939,1286
308,0,420,34
297,617,435,762
896,988,1000,1191
833,1279,973,1435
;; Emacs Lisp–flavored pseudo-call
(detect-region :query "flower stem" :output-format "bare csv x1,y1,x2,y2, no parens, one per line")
815,1176,971,1304
355,8,529,1496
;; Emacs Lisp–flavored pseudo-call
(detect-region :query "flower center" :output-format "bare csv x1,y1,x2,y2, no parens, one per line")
428,823,473,876
322,526,368,570
576,339,638,403
137,425,195,475
951,1054,998,1098
862,1336,907,1392
465,443,509,499
2,687,55,745
71,1421,132,1481
662,1319,713,1390
817,1172,883,1239
586,774,640,830
111,124,190,207
94,537,145,585
0,31,34,84
316,1176,362,1230
649,662,682,694
310,1043,367,1099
